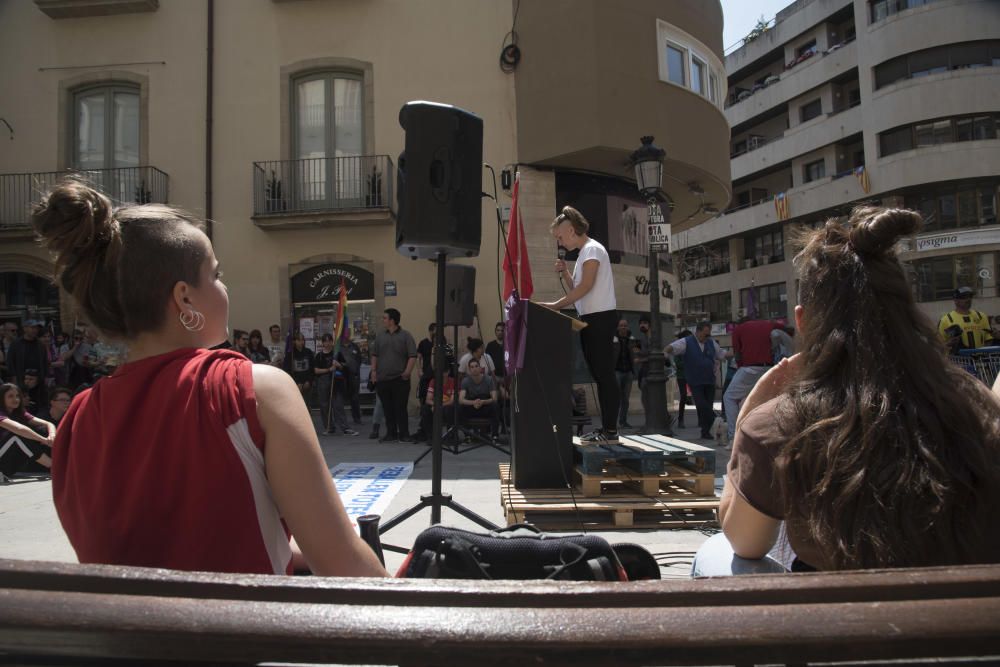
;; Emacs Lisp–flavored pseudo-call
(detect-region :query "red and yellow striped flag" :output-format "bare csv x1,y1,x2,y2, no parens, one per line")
774,192,790,220
854,165,871,194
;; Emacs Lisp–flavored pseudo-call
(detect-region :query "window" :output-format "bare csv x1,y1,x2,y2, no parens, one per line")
690,57,706,95
740,282,787,320
912,252,996,302
744,228,784,264
915,119,952,147
293,72,364,206
656,21,724,109
973,115,998,140
905,182,1000,232
666,43,686,86
803,159,826,183
686,242,731,279
874,41,1000,89
800,98,822,123
73,84,139,171
880,113,1000,157
681,291,732,323
870,0,945,24
796,40,817,59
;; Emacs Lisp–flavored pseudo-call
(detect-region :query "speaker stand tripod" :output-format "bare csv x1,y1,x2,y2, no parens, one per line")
413,324,510,466
378,254,500,554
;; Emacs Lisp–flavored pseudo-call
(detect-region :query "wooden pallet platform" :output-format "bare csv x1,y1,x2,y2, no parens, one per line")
619,434,717,474
574,463,715,498
573,440,666,474
499,464,719,530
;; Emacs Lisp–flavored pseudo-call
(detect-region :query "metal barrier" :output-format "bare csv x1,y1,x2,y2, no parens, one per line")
950,346,1000,386
252,155,394,217
0,166,169,229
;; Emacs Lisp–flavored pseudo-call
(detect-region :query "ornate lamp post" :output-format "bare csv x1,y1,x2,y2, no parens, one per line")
630,136,673,436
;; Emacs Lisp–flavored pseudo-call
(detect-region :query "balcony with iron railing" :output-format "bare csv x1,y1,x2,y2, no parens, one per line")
0,166,169,236
251,155,395,229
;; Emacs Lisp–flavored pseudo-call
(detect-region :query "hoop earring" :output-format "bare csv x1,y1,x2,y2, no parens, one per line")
179,309,205,333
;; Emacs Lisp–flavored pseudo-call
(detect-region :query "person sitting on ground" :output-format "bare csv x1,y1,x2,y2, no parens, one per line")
459,358,499,437
19,368,46,414
37,386,72,426
33,179,385,577
0,383,56,482
696,207,1000,575
246,329,271,364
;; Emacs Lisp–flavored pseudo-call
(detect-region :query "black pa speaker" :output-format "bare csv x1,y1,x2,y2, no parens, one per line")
396,101,483,259
443,264,476,327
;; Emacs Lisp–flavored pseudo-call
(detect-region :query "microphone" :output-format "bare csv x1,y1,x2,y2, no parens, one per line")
557,246,566,261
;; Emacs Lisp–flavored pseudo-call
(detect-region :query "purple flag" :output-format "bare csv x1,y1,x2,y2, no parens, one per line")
504,290,528,375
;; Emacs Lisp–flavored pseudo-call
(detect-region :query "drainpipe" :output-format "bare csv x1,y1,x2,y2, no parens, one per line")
205,0,214,238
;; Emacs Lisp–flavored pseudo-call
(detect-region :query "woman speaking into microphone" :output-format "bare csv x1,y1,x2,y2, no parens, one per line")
540,206,620,442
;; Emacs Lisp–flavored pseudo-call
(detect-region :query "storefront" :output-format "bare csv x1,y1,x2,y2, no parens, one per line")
289,261,380,351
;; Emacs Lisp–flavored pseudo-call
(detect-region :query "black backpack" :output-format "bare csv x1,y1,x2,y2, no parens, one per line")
397,524,659,581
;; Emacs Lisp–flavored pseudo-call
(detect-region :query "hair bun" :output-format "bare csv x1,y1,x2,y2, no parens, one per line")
849,206,922,256
33,179,116,256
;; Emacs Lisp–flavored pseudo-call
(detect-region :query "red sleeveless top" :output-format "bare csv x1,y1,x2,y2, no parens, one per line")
53,348,292,574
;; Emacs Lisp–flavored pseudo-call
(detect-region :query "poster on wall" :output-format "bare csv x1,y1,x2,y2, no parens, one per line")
606,194,649,264
317,315,334,337
300,317,315,340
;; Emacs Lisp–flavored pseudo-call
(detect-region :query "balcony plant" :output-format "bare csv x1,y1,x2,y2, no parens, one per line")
265,170,286,212
366,166,383,208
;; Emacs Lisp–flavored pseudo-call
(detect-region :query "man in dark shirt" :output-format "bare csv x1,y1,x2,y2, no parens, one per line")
485,322,505,378
459,358,498,436
415,323,436,410
370,308,417,443
6,320,47,389
613,319,636,429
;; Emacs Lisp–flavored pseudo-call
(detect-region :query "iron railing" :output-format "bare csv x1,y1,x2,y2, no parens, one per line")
0,166,169,229
252,155,394,217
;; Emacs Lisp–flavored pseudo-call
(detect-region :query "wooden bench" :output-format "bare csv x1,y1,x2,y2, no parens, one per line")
2,558,999,665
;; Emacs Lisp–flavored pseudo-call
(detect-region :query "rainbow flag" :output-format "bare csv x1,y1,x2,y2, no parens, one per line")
333,277,350,356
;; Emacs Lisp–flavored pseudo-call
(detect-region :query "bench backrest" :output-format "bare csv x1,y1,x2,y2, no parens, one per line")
1,558,999,665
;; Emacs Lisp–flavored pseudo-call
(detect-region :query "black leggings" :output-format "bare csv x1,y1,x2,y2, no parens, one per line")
580,309,620,433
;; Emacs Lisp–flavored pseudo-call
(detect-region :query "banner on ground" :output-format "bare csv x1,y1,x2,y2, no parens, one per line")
330,462,414,530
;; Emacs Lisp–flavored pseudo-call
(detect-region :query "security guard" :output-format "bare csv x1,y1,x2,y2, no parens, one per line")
938,286,994,352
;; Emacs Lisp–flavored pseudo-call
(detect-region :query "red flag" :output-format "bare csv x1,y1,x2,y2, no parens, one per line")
502,174,533,301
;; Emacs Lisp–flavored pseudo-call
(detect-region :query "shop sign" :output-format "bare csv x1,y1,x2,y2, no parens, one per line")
384,281,397,297
291,263,374,302
911,228,1000,252
647,205,671,252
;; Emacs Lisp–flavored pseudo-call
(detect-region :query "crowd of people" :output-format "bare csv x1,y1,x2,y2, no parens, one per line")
5,176,1000,580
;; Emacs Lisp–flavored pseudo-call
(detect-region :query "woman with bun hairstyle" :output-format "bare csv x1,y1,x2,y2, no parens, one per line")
33,180,385,577
541,206,620,442
696,206,1000,574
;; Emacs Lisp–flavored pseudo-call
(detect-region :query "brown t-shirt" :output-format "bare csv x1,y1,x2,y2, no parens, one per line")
729,395,1000,571
728,396,827,570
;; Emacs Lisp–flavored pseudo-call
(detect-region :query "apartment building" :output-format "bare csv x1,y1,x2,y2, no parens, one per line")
675,0,1000,337
0,0,729,368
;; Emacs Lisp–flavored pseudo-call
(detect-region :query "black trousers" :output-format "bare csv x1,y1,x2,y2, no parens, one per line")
376,376,411,437
689,383,716,437
579,309,621,433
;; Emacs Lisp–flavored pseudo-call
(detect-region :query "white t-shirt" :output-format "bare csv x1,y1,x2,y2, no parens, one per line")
573,238,616,316
458,352,495,375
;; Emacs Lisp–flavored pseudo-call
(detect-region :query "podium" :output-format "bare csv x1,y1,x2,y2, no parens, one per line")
511,301,586,488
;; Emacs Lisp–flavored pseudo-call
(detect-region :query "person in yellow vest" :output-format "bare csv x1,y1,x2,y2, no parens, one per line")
938,286,994,352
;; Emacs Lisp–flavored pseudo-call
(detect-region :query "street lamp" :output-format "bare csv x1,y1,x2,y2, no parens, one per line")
629,136,673,436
